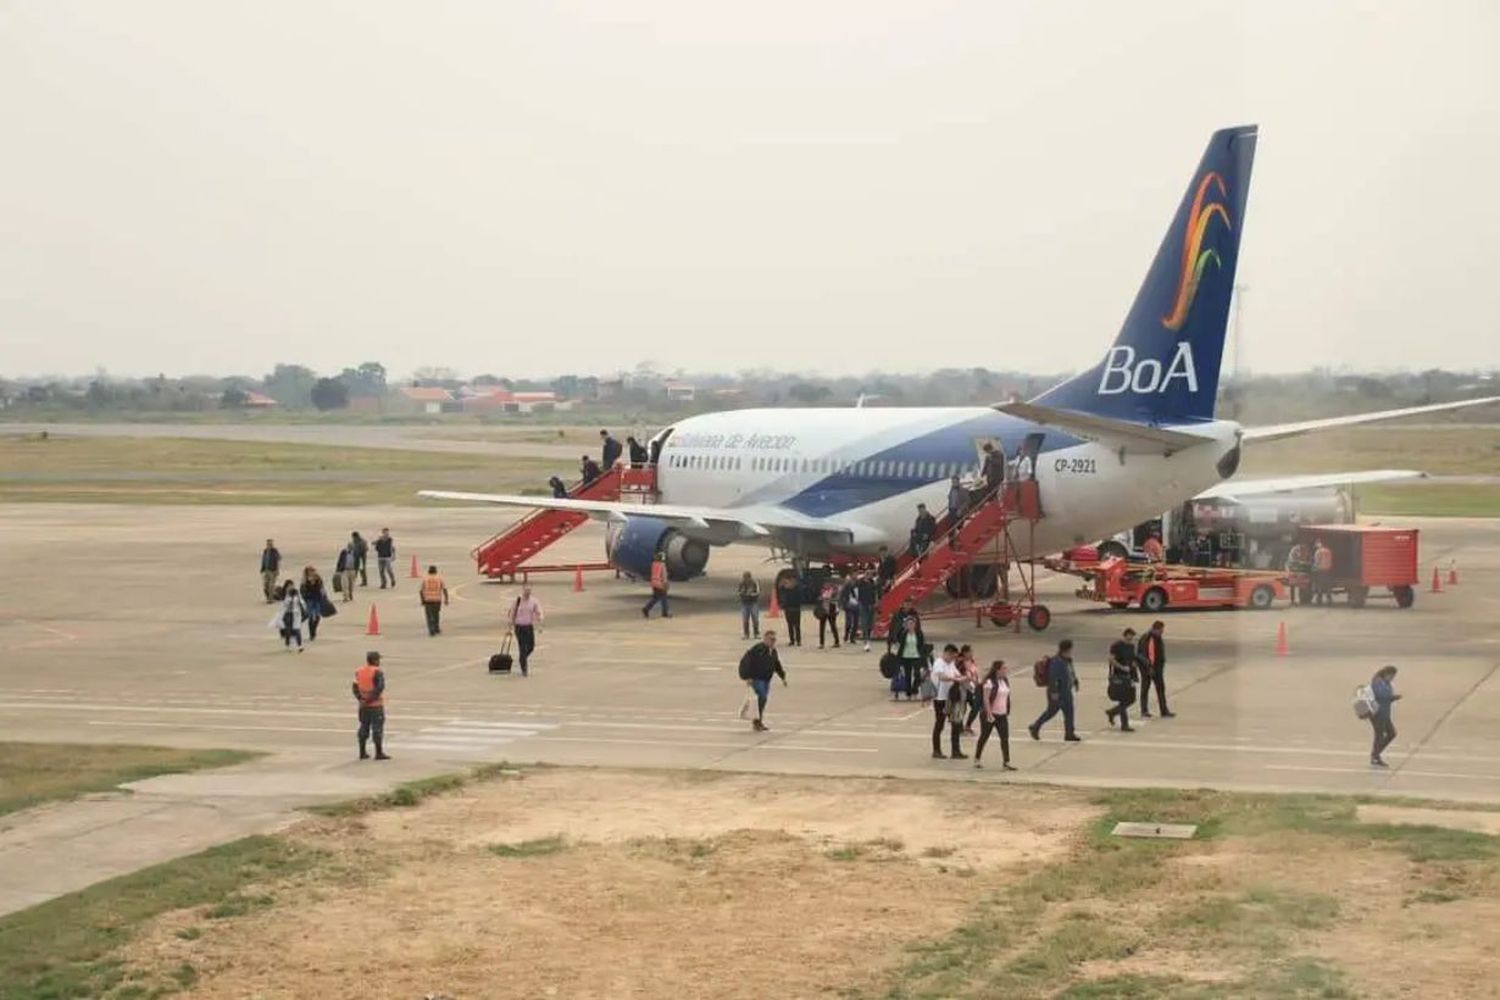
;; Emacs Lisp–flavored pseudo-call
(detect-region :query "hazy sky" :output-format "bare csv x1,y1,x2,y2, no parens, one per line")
4,1,1498,380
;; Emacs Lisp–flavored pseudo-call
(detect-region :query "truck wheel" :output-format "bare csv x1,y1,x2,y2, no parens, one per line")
1098,540,1129,562
1249,585,1275,610
1027,605,1052,631
1141,587,1168,613
1348,585,1369,609
1393,585,1415,609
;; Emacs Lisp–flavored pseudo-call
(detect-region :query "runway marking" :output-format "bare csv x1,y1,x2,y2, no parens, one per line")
1264,764,1500,782
530,735,875,754
89,721,346,735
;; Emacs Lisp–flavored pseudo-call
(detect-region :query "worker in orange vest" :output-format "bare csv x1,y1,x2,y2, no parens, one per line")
1311,540,1335,606
642,552,671,619
352,651,390,760
420,565,450,635
1142,532,1165,564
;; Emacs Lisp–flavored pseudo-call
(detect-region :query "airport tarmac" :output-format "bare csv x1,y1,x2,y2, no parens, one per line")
2,503,1498,911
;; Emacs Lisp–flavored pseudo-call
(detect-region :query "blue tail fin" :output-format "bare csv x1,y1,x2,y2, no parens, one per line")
1036,125,1257,425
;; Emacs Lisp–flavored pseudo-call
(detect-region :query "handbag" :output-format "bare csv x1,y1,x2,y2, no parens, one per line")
879,653,900,679
1107,670,1135,703
917,673,937,702
739,693,756,720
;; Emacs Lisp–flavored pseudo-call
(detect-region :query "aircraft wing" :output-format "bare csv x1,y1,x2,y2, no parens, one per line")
417,490,879,544
994,401,1216,455
1242,396,1500,443
1195,469,1426,502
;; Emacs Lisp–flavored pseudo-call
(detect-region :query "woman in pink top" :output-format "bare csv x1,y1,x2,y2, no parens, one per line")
974,660,1016,771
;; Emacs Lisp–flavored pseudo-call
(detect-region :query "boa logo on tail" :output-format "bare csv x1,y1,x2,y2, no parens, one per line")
1161,172,1232,332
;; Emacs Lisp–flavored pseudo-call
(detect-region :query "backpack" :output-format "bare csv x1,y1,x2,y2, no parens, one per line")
1033,657,1050,687
1352,685,1377,720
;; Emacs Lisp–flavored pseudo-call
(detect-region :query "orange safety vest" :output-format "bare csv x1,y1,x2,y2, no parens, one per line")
1313,547,1333,571
354,664,384,709
650,561,668,590
421,574,445,602
1143,538,1164,562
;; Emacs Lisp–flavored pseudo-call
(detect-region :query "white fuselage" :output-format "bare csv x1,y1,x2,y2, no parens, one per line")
652,406,1241,560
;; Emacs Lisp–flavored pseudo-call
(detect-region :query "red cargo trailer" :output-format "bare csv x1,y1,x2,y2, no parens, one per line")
1292,525,1419,608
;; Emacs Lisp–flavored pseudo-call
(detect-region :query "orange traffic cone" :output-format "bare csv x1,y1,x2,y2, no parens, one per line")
1448,562,1459,586
366,604,381,636
409,555,420,579
1430,566,1444,593
1274,621,1289,657
573,566,584,593
768,585,781,619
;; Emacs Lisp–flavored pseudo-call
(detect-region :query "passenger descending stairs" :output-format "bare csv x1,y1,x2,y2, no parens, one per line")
872,481,1043,637
472,465,657,579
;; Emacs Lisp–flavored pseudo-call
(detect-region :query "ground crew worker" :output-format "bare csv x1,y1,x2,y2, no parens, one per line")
352,651,390,760
420,565,450,635
1285,541,1311,603
374,528,397,589
1142,532,1165,564
1312,539,1335,605
259,539,281,602
642,552,671,618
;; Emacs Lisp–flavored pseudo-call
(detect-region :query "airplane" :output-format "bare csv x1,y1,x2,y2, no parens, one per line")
423,125,1497,588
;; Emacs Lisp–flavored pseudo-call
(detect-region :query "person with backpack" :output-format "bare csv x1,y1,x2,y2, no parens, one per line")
737,572,761,639
1028,639,1081,743
1368,665,1401,767
886,606,926,700
974,660,1016,770
815,577,841,649
930,643,967,760
738,630,787,732
1105,628,1139,732
507,585,543,677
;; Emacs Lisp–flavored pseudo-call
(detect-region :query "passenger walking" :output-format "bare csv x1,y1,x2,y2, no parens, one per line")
507,585,543,676
959,644,982,734
270,579,306,652
974,660,1016,770
1312,539,1335,605
930,644,967,759
1136,621,1174,718
737,572,761,639
374,528,397,589
946,475,966,542
352,651,390,760
737,630,788,732
1028,639,1081,742
351,531,369,587
776,572,803,646
1369,665,1401,767
816,578,841,649
580,455,603,485
419,565,449,636
1105,628,1139,732
910,504,937,559
335,544,357,603
841,575,860,645
877,546,898,597
981,442,1006,494
300,566,330,642
642,553,671,618
886,605,926,700
626,435,649,469
260,539,282,603
549,475,569,499
855,571,877,651
599,429,623,470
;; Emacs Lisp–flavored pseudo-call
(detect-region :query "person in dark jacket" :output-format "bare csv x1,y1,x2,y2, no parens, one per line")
549,475,569,498
599,430,623,470
374,528,397,589
738,630,787,732
876,546,898,597
854,571,878,651
1136,621,1174,718
1105,628,1139,732
775,572,803,647
580,455,603,485
1028,639,1081,742
910,504,937,558
886,605,927,700
1369,665,1401,767
737,572,761,639
351,531,369,587
260,539,281,602
299,565,331,642
626,435,649,468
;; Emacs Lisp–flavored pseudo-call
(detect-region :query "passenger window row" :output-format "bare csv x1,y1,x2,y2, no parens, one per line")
664,454,973,480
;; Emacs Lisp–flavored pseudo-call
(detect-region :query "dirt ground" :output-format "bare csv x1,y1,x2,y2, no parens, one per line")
116,770,1500,999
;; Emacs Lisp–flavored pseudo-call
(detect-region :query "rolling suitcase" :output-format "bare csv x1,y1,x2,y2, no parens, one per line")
489,632,514,674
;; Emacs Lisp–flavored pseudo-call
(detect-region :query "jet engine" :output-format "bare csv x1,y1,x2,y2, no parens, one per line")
606,516,710,582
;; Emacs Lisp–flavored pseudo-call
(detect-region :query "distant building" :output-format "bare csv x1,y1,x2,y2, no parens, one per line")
664,381,696,402
399,386,455,415
461,388,570,414
242,390,278,408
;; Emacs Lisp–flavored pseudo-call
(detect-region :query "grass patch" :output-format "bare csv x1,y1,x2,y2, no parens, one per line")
1356,483,1500,518
0,835,320,1000
1242,426,1500,478
308,771,476,818
489,836,567,858
826,845,864,862
0,742,256,818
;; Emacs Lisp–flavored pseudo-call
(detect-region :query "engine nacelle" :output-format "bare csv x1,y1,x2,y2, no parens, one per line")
606,516,710,582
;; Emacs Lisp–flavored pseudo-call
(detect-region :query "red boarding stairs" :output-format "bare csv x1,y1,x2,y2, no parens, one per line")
472,465,657,580
872,480,1046,637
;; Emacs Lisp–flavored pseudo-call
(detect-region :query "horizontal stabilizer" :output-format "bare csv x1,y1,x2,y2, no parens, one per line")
1244,396,1500,443
1195,470,1425,501
995,401,1216,455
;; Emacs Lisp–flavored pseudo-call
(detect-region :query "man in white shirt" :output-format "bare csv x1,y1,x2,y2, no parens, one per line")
507,585,544,677
930,643,967,760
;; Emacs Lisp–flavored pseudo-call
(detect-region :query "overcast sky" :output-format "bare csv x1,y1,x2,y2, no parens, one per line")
3,1,1497,381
